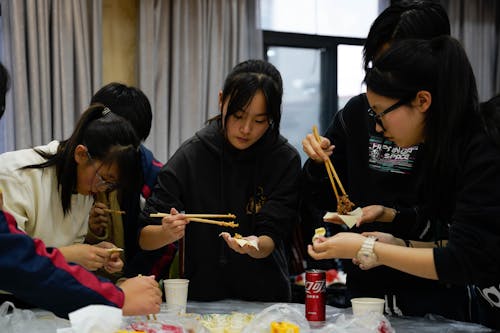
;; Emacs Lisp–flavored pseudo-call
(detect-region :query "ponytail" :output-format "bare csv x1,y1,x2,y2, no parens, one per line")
24,104,140,214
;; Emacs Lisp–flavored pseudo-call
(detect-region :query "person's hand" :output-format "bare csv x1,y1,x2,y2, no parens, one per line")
302,133,334,163
89,202,110,236
95,241,124,273
59,243,110,271
160,207,189,242
361,231,403,246
336,205,396,227
220,233,259,254
308,232,365,260
120,275,162,316
349,231,402,270
352,256,382,270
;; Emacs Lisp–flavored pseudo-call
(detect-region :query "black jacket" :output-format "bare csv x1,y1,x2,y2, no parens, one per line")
140,121,301,302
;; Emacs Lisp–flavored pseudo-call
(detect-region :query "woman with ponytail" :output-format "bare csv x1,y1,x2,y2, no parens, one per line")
308,36,500,329
0,63,162,317
0,104,141,272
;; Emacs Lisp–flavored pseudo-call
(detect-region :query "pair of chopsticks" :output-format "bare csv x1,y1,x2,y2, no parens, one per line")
149,213,238,228
312,125,354,213
103,208,126,215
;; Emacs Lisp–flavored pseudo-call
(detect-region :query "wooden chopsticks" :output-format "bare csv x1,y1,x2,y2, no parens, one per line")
149,213,239,228
312,125,354,214
149,213,235,219
103,208,126,215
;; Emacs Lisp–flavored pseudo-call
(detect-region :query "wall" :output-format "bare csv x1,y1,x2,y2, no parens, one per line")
102,0,138,85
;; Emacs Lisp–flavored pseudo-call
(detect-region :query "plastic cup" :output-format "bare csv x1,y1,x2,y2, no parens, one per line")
164,279,189,314
350,297,385,316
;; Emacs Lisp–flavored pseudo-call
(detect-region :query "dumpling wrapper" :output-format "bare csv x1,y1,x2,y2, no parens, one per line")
219,232,259,250
323,207,363,228
312,227,326,242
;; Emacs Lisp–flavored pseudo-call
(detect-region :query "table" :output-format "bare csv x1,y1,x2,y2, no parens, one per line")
187,300,494,333
2,300,494,332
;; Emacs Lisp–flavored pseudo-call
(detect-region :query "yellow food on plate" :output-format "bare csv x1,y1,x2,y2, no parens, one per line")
270,321,300,333
200,312,254,333
312,227,326,242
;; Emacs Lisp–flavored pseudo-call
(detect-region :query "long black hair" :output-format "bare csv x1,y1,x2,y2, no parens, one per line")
480,94,500,148
23,104,141,214
364,36,479,215
211,59,283,140
363,0,450,70
0,63,10,119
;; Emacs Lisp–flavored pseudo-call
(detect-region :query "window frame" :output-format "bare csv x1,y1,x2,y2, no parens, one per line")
263,30,364,131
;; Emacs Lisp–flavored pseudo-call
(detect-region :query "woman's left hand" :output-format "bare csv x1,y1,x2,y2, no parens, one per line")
221,233,259,254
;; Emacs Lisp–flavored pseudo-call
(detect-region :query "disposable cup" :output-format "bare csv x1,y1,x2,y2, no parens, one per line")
350,297,385,316
164,279,189,314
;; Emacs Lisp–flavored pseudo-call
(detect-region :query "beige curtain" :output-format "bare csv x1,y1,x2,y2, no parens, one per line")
0,0,102,151
139,0,263,162
444,0,499,101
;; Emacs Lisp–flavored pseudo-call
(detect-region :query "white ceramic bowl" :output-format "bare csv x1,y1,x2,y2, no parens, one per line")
350,297,385,316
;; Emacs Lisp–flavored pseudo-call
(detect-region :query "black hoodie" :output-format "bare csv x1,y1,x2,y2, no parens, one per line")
139,120,301,302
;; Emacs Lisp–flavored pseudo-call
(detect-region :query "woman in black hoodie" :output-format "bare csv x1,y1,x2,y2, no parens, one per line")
138,59,301,302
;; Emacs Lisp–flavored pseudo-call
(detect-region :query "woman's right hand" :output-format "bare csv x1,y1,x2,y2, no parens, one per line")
59,243,110,271
121,275,162,316
161,207,189,243
302,133,334,163
89,202,110,237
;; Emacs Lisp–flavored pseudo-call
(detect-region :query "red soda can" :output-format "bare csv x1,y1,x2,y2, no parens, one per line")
305,269,326,322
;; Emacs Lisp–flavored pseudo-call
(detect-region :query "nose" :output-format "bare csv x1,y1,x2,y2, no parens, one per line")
240,118,252,134
375,122,385,133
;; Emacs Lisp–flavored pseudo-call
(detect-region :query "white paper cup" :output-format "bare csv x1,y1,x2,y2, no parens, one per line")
164,279,189,314
351,297,385,316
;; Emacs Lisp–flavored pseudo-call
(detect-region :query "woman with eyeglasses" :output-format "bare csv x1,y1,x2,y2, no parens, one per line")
0,104,141,273
308,36,500,329
86,83,175,282
300,1,470,321
0,63,162,318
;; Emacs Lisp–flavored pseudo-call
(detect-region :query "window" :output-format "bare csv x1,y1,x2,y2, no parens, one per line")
261,0,380,38
262,0,385,164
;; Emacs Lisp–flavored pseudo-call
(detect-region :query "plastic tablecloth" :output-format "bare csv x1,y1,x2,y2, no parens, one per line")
187,299,494,333
1,299,495,332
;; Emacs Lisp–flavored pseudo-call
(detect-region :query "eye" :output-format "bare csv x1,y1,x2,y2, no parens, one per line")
233,111,244,119
255,118,268,124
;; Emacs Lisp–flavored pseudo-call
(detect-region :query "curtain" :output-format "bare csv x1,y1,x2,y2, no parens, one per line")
443,0,500,101
139,0,263,162
0,0,101,151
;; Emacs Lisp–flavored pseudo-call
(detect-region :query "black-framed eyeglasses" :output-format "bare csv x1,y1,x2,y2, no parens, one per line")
367,99,407,131
86,151,119,191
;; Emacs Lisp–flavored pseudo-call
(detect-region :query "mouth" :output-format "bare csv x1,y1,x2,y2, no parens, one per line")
236,137,250,143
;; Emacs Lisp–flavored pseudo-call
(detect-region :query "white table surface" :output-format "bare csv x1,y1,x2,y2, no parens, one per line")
2,299,494,332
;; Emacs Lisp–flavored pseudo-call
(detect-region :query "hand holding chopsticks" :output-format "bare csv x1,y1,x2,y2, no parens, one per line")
312,125,355,215
150,212,238,228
